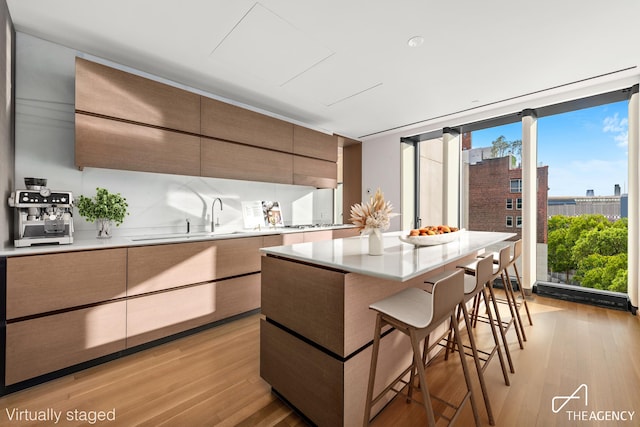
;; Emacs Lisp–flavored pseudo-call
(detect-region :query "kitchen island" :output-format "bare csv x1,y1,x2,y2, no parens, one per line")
259,230,515,426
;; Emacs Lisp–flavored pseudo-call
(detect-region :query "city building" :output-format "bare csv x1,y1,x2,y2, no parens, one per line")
548,185,627,220
465,154,549,243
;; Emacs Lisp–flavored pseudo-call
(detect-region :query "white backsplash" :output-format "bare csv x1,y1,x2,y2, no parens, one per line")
14,32,335,237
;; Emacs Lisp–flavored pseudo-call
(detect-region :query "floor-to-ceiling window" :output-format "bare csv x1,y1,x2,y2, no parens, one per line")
537,98,629,294
401,87,635,306
400,130,443,230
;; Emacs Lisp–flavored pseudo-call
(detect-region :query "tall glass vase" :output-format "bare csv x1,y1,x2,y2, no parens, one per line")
368,228,383,256
96,218,113,239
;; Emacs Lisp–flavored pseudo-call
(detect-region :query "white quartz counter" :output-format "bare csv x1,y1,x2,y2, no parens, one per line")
0,225,356,257
260,230,516,282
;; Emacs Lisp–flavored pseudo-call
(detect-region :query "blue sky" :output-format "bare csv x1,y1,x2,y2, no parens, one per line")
471,101,629,197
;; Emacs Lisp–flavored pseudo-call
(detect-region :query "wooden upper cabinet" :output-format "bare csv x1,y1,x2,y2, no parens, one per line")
200,96,293,152
293,125,338,162
75,57,200,133
293,156,337,189
201,137,293,185
75,114,201,176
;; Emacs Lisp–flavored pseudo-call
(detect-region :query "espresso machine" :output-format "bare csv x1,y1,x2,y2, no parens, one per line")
8,178,74,247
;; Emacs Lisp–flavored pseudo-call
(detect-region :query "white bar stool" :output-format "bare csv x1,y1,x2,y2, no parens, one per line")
363,269,480,427
443,255,511,426
494,239,533,326
482,242,528,341
460,246,523,374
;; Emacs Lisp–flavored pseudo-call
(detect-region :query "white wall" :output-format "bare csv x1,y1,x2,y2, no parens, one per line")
361,134,402,231
14,33,334,237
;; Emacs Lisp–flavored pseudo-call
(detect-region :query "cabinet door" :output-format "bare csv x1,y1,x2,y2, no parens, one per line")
126,274,260,348
5,301,126,385
293,155,337,189
332,227,360,239
201,97,293,152
293,125,338,162
201,137,293,185
6,248,127,319
127,237,263,296
75,114,201,175
75,58,200,133
303,230,333,243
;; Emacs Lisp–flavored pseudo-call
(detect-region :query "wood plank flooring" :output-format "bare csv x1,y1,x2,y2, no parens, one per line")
0,293,638,426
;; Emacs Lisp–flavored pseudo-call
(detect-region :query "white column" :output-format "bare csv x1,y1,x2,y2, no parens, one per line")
521,110,537,291
442,128,461,227
628,85,639,312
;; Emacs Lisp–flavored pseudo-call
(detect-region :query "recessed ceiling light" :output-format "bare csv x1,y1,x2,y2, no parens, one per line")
407,36,424,48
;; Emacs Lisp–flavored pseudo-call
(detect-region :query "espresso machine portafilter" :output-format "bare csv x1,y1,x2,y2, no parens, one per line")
8,178,74,247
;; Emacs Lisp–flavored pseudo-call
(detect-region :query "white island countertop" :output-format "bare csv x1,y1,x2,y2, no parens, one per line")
260,230,516,282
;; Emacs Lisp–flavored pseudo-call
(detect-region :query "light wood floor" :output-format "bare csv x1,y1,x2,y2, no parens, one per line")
1,294,638,426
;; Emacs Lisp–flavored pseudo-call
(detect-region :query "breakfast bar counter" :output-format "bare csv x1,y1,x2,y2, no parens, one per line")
259,230,515,426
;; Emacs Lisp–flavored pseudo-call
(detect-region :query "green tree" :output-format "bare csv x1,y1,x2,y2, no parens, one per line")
548,227,573,281
547,214,627,292
572,226,627,260
490,135,522,166
490,136,510,158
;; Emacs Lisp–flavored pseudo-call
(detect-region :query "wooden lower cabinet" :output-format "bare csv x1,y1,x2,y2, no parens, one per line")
126,274,261,348
260,319,413,427
259,254,461,426
6,248,127,319
5,301,127,385
127,236,263,296
332,227,359,239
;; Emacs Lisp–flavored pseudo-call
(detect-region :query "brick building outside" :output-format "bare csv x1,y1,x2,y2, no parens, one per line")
466,155,549,243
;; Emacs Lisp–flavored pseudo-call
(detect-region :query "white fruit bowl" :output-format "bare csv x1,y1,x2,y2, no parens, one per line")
399,229,463,246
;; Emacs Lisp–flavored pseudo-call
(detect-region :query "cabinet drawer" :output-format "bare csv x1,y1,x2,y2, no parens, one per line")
201,96,293,152
126,274,261,348
293,125,338,162
75,114,201,176
5,301,126,385
201,137,293,184
6,248,127,319
332,228,359,239
75,58,200,133
127,237,263,296
303,230,333,242
293,156,337,189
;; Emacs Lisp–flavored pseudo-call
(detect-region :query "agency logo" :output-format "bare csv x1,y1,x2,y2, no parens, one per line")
552,384,635,422
552,383,588,413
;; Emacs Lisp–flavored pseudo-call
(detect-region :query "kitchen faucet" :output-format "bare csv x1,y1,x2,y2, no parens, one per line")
211,198,223,232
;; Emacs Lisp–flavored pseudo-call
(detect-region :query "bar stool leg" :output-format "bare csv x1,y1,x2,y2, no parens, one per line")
512,262,533,325
409,329,438,427
499,270,525,348
486,280,515,373
363,315,383,427
451,312,481,427
460,302,495,425
502,269,527,344
482,285,510,386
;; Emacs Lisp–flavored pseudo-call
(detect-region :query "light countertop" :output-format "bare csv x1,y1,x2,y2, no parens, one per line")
0,224,355,257
260,230,516,282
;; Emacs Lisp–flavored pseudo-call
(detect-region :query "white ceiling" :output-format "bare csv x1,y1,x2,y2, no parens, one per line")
7,0,640,140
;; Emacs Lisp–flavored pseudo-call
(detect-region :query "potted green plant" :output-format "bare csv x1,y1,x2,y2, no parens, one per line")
77,187,129,238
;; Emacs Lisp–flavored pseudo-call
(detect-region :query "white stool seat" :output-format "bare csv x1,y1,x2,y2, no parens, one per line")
369,287,434,329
